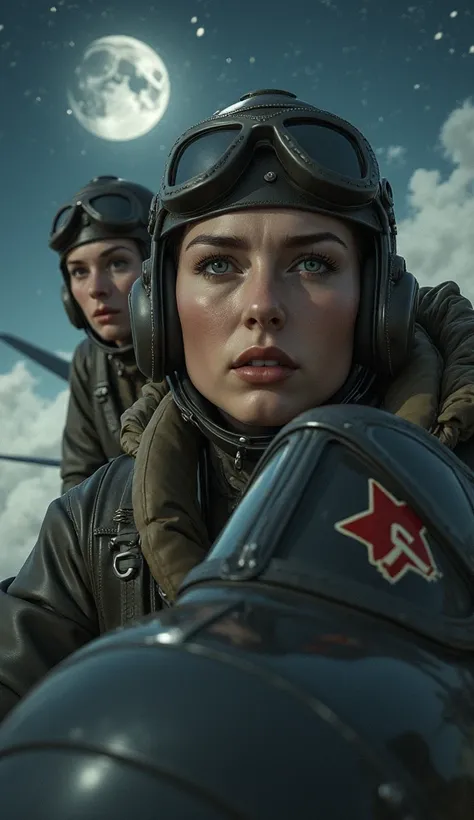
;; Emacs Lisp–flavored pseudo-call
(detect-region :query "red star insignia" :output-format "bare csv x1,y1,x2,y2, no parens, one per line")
334,479,442,585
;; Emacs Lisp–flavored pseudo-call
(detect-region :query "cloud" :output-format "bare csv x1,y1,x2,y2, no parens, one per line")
397,99,474,301
386,144,407,164
377,144,407,165
55,350,73,361
0,361,68,578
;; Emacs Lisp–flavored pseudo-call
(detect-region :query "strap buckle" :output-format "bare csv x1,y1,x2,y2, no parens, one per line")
109,533,141,581
93,383,109,403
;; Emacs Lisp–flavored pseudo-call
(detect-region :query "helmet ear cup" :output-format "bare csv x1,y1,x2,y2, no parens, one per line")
161,247,185,377
378,257,419,375
353,253,377,372
354,249,418,376
129,243,186,382
61,284,85,329
129,261,154,380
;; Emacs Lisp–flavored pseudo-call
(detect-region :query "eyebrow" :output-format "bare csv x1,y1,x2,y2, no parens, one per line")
184,231,348,252
66,245,132,266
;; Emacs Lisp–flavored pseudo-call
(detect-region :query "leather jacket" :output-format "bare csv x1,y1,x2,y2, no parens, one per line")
61,339,147,492
0,454,155,718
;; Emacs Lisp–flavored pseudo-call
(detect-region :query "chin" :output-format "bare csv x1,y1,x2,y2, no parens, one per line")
224,394,302,429
92,323,121,343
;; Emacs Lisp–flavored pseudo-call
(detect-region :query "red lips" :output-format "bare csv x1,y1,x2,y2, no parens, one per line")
93,306,120,318
232,346,297,369
231,346,298,386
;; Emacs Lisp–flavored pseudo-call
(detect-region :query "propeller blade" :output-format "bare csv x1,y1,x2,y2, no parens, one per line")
0,334,70,381
0,454,61,468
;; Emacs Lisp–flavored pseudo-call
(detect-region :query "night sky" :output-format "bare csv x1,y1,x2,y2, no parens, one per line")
0,0,473,396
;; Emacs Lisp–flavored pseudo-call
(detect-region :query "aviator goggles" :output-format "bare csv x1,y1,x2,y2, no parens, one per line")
49,185,148,254
159,103,383,219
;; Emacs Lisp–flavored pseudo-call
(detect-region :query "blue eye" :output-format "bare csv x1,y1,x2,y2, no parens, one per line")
109,258,128,271
292,254,338,277
206,258,232,275
298,259,325,273
194,255,236,278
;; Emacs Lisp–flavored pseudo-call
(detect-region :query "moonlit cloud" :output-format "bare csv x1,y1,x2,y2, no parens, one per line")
377,144,407,165
397,99,474,302
0,361,68,578
386,144,407,164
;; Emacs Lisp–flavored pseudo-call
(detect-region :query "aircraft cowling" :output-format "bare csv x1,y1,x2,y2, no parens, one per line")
0,405,474,819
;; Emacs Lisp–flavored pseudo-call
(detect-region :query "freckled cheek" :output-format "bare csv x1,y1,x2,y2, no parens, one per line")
114,272,140,298
332,273,359,317
333,286,359,329
307,279,359,339
178,289,233,371
70,282,88,314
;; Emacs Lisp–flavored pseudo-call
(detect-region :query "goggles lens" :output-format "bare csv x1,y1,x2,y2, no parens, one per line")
172,127,241,186
170,120,365,190
53,206,74,233
87,193,134,221
283,121,364,178
51,194,136,242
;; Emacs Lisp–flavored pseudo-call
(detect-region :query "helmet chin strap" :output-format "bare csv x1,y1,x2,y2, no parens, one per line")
328,363,378,405
168,364,378,471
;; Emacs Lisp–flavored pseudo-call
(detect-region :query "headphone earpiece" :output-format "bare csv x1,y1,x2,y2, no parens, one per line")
61,284,86,329
354,240,418,376
378,257,419,374
353,253,377,371
161,247,185,377
130,243,185,382
129,263,154,380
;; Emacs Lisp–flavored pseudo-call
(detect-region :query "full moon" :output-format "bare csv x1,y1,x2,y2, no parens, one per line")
67,35,170,141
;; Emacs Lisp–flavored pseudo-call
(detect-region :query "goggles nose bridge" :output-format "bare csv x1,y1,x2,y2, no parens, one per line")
248,120,280,149
79,207,91,227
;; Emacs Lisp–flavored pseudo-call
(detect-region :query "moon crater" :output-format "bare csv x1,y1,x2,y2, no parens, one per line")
67,35,170,142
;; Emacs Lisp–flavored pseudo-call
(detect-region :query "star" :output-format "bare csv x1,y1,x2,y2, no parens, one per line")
334,479,442,585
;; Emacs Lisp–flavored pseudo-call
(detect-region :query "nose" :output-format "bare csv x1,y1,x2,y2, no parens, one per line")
88,268,110,299
241,270,286,332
